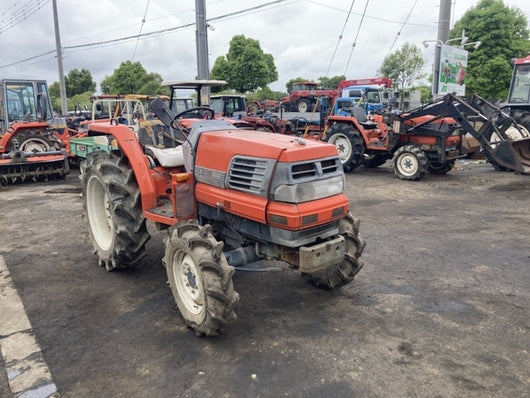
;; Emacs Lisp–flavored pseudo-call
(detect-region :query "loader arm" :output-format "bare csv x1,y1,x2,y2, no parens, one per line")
397,93,530,173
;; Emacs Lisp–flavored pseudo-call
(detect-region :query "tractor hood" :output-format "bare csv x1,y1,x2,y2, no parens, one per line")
186,121,339,173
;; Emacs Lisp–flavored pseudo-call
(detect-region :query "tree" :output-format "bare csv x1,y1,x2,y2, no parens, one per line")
378,43,425,105
210,35,278,93
450,0,530,99
100,61,165,95
48,81,61,112
65,68,96,97
319,75,346,89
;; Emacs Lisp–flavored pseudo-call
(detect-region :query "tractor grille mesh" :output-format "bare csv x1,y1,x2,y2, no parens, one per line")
228,157,269,194
291,158,340,180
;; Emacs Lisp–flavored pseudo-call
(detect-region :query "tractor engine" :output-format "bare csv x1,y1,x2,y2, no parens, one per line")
184,121,350,269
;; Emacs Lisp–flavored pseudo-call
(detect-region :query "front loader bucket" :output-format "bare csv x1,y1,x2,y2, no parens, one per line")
490,137,530,174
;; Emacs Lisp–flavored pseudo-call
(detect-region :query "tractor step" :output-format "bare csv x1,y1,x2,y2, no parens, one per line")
146,197,174,218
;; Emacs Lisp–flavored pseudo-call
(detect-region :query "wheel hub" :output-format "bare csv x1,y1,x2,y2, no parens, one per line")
175,254,204,315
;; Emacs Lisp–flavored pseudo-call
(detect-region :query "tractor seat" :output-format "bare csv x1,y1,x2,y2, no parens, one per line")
351,107,378,129
145,145,185,167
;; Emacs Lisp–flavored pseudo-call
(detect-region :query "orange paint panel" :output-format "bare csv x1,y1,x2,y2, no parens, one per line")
194,130,339,170
195,182,267,223
267,194,349,230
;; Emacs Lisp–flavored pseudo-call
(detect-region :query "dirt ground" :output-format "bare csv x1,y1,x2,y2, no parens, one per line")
0,160,529,398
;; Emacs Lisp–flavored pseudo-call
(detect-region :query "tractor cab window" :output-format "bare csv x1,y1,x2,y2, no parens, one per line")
209,97,224,114
366,90,380,104
36,82,53,120
6,83,36,122
508,64,530,104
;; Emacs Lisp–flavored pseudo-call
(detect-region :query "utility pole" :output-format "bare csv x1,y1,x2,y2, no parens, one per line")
52,0,67,116
432,0,451,97
195,0,210,105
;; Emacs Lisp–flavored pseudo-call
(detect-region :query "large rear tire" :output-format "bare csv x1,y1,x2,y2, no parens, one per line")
393,145,428,181
305,212,365,289
81,152,150,271
163,222,239,336
8,130,61,152
324,123,365,172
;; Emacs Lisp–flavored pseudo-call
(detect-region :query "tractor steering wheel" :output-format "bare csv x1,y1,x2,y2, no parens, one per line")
174,107,215,120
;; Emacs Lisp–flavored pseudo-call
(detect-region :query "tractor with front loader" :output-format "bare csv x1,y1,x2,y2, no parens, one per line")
79,80,365,336
323,93,530,180
0,79,70,185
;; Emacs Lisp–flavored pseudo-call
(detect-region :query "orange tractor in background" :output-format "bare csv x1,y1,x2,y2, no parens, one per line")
0,79,71,184
322,92,530,179
79,80,365,336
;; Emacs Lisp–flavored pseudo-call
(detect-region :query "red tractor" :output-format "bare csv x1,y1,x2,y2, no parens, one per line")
0,79,70,184
79,81,365,336
323,93,530,179
280,81,339,113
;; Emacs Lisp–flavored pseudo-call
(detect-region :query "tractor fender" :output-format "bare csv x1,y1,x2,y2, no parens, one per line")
86,122,158,210
327,117,370,144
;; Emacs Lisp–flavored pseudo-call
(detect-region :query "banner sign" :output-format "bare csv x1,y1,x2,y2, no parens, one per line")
438,44,468,96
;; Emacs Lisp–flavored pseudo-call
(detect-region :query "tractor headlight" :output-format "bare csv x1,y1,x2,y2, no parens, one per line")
273,175,344,203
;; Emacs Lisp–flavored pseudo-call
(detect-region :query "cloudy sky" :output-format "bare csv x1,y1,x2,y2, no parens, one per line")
0,0,528,93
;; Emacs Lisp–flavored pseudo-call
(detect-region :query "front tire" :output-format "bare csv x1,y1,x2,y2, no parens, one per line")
393,145,428,180
81,152,150,271
428,160,455,174
297,100,309,113
305,212,365,288
163,222,239,336
363,154,388,168
324,123,365,172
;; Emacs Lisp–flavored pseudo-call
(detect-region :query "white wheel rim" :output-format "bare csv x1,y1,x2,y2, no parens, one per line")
490,125,529,148
86,175,114,250
397,153,418,177
20,137,50,152
328,133,352,163
174,253,204,315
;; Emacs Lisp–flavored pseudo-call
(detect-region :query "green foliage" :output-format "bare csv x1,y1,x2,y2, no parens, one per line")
68,91,92,112
100,61,165,95
450,0,530,99
378,42,425,95
318,75,346,89
48,82,61,112
246,87,286,102
415,85,433,104
65,68,96,97
211,35,278,93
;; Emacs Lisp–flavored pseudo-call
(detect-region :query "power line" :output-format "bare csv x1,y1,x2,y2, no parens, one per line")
0,0,51,34
326,0,356,75
385,0,418,57
343,0,370,76
131,0,151,61
0,0,295,70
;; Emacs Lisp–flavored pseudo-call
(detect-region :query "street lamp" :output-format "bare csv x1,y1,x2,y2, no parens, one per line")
422,38,481,49
423,30,481,98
